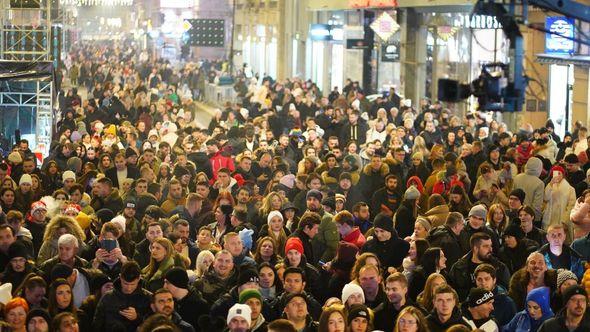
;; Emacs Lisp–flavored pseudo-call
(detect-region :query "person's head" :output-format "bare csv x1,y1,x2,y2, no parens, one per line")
26,308,50,332
298,211,321,239
467,287,495,320
283,293,308,322
394,306,428,332
149,237,173,264
357,264,382,298
0,224,15,252
563,286,588,319
385,174,398,191
48,279,73,315
546,223,566,249
213,250,235,278
5,297,29,331
57,234,79,262
94,177,113,198
372,213,393,242
346,304,371,332
146,222,164,243
420,247,446,273
526,286,553,321
508,189,525,209
518,205,536,232
557,269,579,294
224,232,244,257
283,267,306,294
474,264,497,291
151,289,175,318
239,289,263,326
306,189,323,212
471,232,493,262
468,204,487,229
120,261,142,294
51,312,78,332
352,202,370,220
385,273,408,306
318,306,346,332
267,319,297,332
445,212,465,236
334,211,354,237
526,252,548,279
413,218,431,240
432,284,459,318
284,237,304,267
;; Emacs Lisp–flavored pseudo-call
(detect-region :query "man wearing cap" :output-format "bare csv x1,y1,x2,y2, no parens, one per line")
305,189,338,265
61,170,77,192
449,232,511,301
361,213,409,271
334,211,365,249
506,189,525,223
226,303,252,332
26,201,49,254
539,285,590,331
120,198,141,242
498,223,539,274
239,289,266,331
473,264,516,327
374,272,425,331
164,267,209,331
282,293,319,332
149,288,195,332
461,287,499,331
105,153,140,191
464,204,500,255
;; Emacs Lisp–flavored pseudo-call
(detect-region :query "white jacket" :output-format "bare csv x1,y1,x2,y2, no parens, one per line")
543,179,576,237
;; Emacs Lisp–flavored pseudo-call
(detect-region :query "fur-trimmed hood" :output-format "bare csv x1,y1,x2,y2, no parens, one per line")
362,162,389,177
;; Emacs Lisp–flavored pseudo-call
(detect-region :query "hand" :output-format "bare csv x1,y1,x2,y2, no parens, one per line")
257,174,268,182
110,247,124,260
119,307,137,321
95,248,108,261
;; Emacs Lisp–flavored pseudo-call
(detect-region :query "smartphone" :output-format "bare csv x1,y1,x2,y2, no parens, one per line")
100,239,118,252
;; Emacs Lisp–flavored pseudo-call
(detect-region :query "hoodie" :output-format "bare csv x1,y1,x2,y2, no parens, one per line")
503,286,553,332
513,157,545,221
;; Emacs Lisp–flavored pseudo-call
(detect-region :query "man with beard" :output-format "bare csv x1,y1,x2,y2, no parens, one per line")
448,232,511,301
306,189,338,265
370,174,402,217
374,273,425,331
508,252,557,310
161,179,186,215
539,285,590,331
172,219,199,269
150,289,195,332
226,303,252,332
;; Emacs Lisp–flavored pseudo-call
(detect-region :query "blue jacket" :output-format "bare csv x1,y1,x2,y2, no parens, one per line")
493,285,518,327
503,286,553,332
538,244,585,279
572,234,590,261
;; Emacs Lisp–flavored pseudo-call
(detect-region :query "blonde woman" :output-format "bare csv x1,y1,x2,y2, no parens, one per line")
412,136,430,161
37,215,86,265
142,237,185,292
194,250,214,279
256,192,285,227
416,273,447,313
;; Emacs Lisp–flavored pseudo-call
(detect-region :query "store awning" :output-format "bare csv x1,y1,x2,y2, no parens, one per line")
535,53,590,67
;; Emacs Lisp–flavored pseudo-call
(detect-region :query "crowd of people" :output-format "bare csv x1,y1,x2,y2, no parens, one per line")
1,40,590,332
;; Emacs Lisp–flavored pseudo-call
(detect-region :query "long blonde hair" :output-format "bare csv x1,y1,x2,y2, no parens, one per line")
259,192,285,217
417,273,447,313
42,215,86,242
142,237,174,277
194,250,214,278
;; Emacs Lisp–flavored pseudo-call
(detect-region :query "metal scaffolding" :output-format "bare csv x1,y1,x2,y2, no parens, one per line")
0,0,52,61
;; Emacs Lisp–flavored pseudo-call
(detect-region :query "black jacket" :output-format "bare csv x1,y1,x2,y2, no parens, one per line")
538,309,590,332
105,166,140,189
426,307,471,332
175,288,209,332
374,298,426,332
270,291,322,321
361,234,409,270
133,239,151,269
427,225,470,269
448,251,511,301
93,279,152,332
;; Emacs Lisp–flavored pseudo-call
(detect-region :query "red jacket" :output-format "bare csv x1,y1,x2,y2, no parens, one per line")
342,227,366,249
209,151,235,182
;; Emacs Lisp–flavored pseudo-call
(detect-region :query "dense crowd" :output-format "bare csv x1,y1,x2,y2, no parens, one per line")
1,40,590,332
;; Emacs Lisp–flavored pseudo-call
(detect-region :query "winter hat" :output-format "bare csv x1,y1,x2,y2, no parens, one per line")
550,165,565,177
347,304,370,325
343,155,358,169
342,283,365,304
95,209,115,223
557,269,579,290
174,165,190,178
239,289,262,304
144,205,165,220
526,287,553,319
30,201,48,216
19,174,32,186
339,172,353,183
104,124,117,137
468,204,488,220
503,223,524,240
267,210,284,225
306,189,323,201
284,237,304,256
90,274,112,294
467,287,494,308
7,152,22,164
148,129,159,138
63,203,81,215
71,131,82,142
525,157,543,177
8,241,29,260
0,284,12,305
125,148,138,159
335,194,346,203
124,198,137,209
227,303,252,326
26,308,50,327
562,285,587,305
237,265,259,287
111,215,127,233
373,213,394,233
335,241,359,264
415,217,432,233
51,263,73,280
164,267,189,289
322,196,336,211
239,228,254,251
565,154,579,164
279,174,296,189
404,186,421,200
62,170,76,182
509,189,526,204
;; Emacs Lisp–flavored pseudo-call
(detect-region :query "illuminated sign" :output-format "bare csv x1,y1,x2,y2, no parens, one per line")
545,17,575,54
310,24,344,41
452,15,502,29
370,12,400,41
349,0,398,8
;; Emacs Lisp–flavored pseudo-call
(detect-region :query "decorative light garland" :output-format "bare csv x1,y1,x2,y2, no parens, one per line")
59,0,133,6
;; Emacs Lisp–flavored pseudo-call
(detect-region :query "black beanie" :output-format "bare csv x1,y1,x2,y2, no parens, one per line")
26,309,51,327
90,274,112,294
509,188,526,204
503,223,524,240
51,263,73,280
373,213,393,233
237,265,260,286
125,147,138,159
8,241,29,260
164,267,189,289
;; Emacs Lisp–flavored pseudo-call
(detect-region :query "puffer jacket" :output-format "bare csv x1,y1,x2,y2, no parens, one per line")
570,199,590,239
424,204,450,228
513,157,544,221
542,179,576,238
93,278,152,332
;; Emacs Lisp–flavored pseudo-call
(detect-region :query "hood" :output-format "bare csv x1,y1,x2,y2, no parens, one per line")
526,286,553,320
525,157,543,177
428,225,454,242
362,162,389,177
407,176,424,193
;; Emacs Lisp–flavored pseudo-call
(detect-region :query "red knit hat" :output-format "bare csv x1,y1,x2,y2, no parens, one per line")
550,165,565,177
285,237,304,256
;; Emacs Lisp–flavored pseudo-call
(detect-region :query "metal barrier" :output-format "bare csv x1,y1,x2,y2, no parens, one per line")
203,83,238,107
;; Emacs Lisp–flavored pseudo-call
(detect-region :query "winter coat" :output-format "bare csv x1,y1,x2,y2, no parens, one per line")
538,244,585,279
491,285,518,327
498,238,539,274
427,225,470,269
448,251,511,301
538,309,590,332
570,199,590,239
311,210,338,264
572,233,590,261
175,288,209,332
373,299,425,332
360,163,390,201
542,180,576,236
193,268,237,305
513,158,545,221
270,291,322,321
508,268,557,310
426,307,471,332
394,200,417,239
90,188,124,214
142,255,185,292
361,234,409,271
503,286,553,332
341,227,366,249
423,204,450,228
371,187,402,217
92,279,152,332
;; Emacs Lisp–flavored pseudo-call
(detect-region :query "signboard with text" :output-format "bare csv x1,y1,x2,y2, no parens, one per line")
381,42,400,62
349,0,398,8
545,16,575,54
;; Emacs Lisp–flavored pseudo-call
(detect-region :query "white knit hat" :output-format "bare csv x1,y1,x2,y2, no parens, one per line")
227,303,251,326
267,210,284,226
19,174,32,186
342,282,365,304
0,283,12,305
62,170,76,182
111,215,127,233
